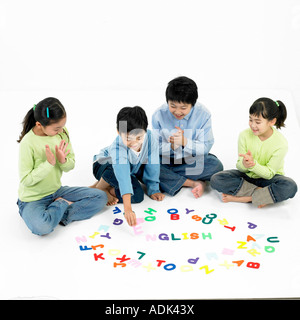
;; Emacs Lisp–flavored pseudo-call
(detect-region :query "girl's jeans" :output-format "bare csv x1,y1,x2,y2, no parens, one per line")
17,186,107,236
210,169,298,205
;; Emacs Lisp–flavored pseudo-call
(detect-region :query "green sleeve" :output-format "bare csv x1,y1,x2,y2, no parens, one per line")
248,145,288,180
236,131,249,173
19,141,54,187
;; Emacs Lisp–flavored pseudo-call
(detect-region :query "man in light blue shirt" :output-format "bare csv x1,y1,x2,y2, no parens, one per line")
152,76,223,198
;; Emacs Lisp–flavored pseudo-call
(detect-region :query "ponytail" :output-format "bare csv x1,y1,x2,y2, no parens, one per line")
249,97,287,129
17,108,36,143
274,100,287,129
17,97,66,143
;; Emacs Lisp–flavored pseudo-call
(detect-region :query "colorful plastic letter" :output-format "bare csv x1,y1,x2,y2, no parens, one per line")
188,257,199,264
247,222,257,229
246,262,260,269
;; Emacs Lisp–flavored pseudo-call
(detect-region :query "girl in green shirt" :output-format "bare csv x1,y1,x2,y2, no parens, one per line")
17,97,107,235
210,97,297,207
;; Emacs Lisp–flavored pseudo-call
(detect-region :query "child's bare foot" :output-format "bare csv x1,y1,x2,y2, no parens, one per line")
55,197,74,205
106,187,119,206
222,193,252,203
191,181,206,199
105,191,119,206
258,204,267,208
91,178,119,206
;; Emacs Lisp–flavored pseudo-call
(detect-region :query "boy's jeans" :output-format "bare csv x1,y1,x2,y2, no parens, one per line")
159,153,223,196
17,186,107,236
93,162,145,203
210,169,298,206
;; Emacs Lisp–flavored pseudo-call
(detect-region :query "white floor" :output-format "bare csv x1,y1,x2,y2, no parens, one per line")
1,89,300,299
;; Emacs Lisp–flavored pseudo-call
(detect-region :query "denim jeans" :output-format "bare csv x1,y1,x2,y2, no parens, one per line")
159,153,224,196
210,169,298,204
93,162,145,203
17,186,107,236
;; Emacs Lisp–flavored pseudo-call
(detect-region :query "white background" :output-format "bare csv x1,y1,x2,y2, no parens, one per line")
1,0,300,300
0,0,300,122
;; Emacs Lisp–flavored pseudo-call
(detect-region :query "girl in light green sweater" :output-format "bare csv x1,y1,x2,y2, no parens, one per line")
17,97,107,235
210,97,297,208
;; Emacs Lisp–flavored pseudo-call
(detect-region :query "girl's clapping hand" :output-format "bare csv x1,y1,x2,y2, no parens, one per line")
239,150,255,168
45,145,56,166
55,140,70,164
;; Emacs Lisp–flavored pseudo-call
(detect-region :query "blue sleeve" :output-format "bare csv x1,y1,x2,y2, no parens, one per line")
110,137,133,197
142,131,161,196
152,109,174,158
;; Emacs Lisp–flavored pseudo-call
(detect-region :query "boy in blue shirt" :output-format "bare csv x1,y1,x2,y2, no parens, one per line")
91,106,164,226
152,76,223,198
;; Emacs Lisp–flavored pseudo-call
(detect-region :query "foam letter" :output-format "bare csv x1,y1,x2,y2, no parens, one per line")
247,222,257,229
182,233,189,240
206,252,218,260
79,245,92,251
247,235,256,242
232,260,244,267
246,262,260,269
91,244,104,250
143,263,156,272
265,246,275,253
170,214,180,220
145,234,157,241
190,232,199,240
199,265,214,274
75,236,87,244
100,233,111,239
94,253,105,261
116,255,131,263
267,237,280,243
156,260,166,267
237,241,247,249
158,233,169,240
89,232,100,239
202,232,212,240
219,260,234,269
145,216,156,222
133,225,144,235
98,225,110,232
224,225,236,231
188,257,199,264
144,208,157,215
108,249,121,256
202,213,217,224
185,208,195,214
113,207,122,214
171,233,181,240
113,262,126,268
167,208,178,214
137,251,146,260
113,218,123,225
180,265,193,272
192,215,202,221
247,249,261,257
222,248,235,255
164,263,176,271
218,218,229,226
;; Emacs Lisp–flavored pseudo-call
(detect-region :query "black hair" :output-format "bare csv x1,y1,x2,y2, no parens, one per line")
249,97,287,129
165,76,198,106
116,106,148,134
17,97,67,143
